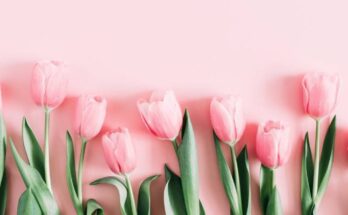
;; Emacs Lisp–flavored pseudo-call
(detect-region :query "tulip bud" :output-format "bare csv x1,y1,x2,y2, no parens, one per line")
302,72,339,119
137,91,182,140
74,95,107,140
31,60,68,110
102,128,136,174
256,120,290,169
210,96,245,145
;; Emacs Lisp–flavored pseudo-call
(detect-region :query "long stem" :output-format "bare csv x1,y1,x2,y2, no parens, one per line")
231,144,242,211
271,168,276,188
77,138,88,205
125,174,137,215
171,138,179,156
312,119,321,198
44,108,52,193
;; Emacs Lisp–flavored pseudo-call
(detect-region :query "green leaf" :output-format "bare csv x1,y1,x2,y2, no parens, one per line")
199,201,206,215
177,110,200,215
315,116,336,204
260,165,276,215
91,176,130,215
137,175,159,215
0,171,7,215
164,165,187,215
66,131,83,215
17,188,42,215
22,118,45,180
10,139,59,215
301,133,314,215
86,199,104,215
265,187,282,215
237,146,251,215
213,132,240,214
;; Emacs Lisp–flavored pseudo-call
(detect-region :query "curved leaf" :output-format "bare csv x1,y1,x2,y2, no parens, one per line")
260,165,275,215
10,139,59,215
177,110,200,215
315,116,336,204
265,187,282,215
301,133,314,215
199,201,205,215
66,131,83,215
213,133,240,214
164,165,187,215
137,175,159,215
17,188,42,215
91,176,130,215
86,199,104,215
22,118,45,180
237,146,251,215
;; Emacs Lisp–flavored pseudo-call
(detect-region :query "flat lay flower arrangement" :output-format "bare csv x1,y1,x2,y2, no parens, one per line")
0,61,340,215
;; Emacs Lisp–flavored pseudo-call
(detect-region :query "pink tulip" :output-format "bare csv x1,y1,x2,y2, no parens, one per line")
256,120,290,169
137,91,182,140
31,60,68,109
102,128,136,174
210,96,245,144
74,95,107,140
302,72,339,119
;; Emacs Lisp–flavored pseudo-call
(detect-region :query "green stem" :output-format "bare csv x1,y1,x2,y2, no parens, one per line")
231,145,242,210
171,138,179,156
125,174,137,215
271,168,276,188
312,119,321,199
77,138,88,206
44,108,52,193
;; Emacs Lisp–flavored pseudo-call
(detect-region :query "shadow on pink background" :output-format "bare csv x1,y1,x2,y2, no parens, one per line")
1,1,348,214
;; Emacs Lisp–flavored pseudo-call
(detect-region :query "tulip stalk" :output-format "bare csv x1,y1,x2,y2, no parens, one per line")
44,107,52,193
77,138,88,204
125,174,137,215
230,144,241,204
312,119,321,198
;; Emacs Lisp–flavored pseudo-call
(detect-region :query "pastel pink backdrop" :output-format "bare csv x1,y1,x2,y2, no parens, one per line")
1,1,348,214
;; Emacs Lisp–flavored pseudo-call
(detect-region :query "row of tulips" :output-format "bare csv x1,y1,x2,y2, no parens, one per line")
0,61,339,215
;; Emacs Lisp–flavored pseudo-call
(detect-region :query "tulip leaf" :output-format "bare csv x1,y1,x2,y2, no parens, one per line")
177,110,200,215
137,175,159,215
91,176,130,215
265,187,282,215
164,165,187,215
0,171,7,215
164,165,206,215
10,139,59,215
86,199,104,215
213,132,240,214
22,118,45,180
17,188,42,215
315,116,336,204
301,133,314,215
66,131,83,215
260,165,277,215
236,146,251,215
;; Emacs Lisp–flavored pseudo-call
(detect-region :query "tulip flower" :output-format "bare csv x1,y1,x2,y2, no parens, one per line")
210,96,245,145
138,91,200,215
256,120,290,169
31,60,68,193
74,95,107,140
211,95,247,214
70,95,107,214
102,128,136,174
300,73,339,214
31,60,68,110
137,91,182,141
302,72,339,119
257,120,290,214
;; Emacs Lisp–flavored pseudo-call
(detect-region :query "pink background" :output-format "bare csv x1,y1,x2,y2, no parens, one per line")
1,0,348,214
